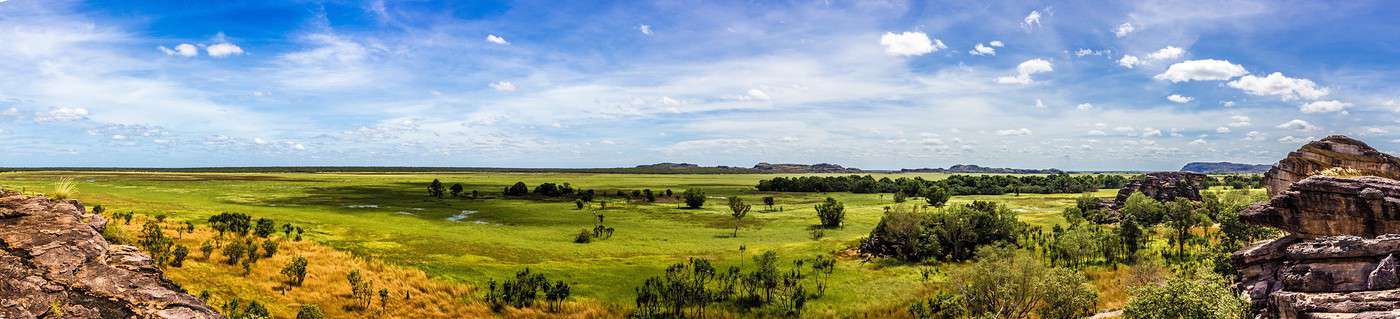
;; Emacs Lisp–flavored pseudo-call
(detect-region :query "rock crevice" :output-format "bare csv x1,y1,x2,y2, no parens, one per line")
0,189,222,319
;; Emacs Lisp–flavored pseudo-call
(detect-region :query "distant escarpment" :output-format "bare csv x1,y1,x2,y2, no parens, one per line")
1232,135,1400,318
1110,171,1205,209
750,162,862,173
0,190,221,319
899,164,1064,174
1181,162,1272,174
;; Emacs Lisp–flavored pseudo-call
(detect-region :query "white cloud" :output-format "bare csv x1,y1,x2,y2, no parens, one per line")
1365,127,1389,134
158,43,199,57
206,42,244,57
1154,59,1248,82
1075,49,1107,57
1115,22,1135,37
880,31,944,56
1216,126,1231,133
1118,55,1140,68
1278,136,1309,144
1023,10,1042,29
1087,130,1107,136
989,41,1003,47
490,81,517,92
1189,138,1207,145
1076,103,1093,111
1222,100,1236,107
1034,99,1046,109
1141,127,1163,137
1146,46,1184,61
253,137,269,145
1229,115,1251,127
1299,100,1350,113
638,24,653,35
996,58,1053,84
1277,119,1319,132
1,107,17,116
969,43,997,56
746,89,771,101
486,34,509,45
33,107,89,123
1244,131,1267,141
1167,94,1193,103
1227,72,1329,101
997,128,1032,136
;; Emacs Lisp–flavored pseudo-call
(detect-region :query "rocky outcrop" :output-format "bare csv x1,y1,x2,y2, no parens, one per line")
1233,136,1400,318
0,190,222,319
1110,171,1205,209
751,162,862,173
1262,135,1400,196
1242,176,1400,238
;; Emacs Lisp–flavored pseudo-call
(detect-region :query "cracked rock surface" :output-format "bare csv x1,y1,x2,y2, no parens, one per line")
0,189,222,319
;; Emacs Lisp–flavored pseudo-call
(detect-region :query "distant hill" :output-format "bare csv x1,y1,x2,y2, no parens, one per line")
1180,162,1271,174
899,164,1064,174
751,162,862,173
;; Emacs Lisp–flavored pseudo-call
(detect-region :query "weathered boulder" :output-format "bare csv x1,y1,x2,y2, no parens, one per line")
0,190,222,319
1111,171,1206,209
1242,176,1400,238
1233,136,1400,318
1263,135,1400,196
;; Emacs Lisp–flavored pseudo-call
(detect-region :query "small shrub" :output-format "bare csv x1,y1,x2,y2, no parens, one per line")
281,256,309,286
683,189,706,208
815,197,845,228
171,245,189,267
573,229,591,243
295,304,325,319
52,177,77,200
261,240,278,258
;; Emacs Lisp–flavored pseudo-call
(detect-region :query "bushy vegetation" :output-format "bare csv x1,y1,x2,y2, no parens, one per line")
631,251,832,318
484,268,571,312
757,173,1128,195
814,197,844,228
1122,270,1248,319
683,189,706,208
859,201,1024,262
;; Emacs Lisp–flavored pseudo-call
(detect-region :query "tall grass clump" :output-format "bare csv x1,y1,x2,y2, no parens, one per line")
52,177,78,200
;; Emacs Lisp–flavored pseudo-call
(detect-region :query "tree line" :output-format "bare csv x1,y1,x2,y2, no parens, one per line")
755,173,1129,195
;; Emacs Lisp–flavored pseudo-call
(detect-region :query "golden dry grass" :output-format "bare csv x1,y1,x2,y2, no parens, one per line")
51,177,77,200
115,216,618,318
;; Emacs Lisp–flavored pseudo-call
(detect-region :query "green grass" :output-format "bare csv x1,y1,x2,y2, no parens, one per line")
0,170,1106,316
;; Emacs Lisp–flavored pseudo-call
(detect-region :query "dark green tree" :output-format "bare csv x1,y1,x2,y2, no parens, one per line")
683,189,706,208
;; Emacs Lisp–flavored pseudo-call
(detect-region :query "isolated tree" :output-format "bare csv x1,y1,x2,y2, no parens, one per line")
254,218,276,238
282,256,309,286
546,280,571,312
171,245,189,267
815,197,845,228
262,239,279,257
763,196,776,211
505,182,530,196
472,190,480,199
295,305,326,319
1165,199,1207,258
1038,268,1099,319
684,189,706,208
923,186,951,207
428,179,445,198
282,223,294,238
729,197,751,237
643,189,655,202
450,183,464,197
379,288,389,310
199,240,214,260
575,199,585,210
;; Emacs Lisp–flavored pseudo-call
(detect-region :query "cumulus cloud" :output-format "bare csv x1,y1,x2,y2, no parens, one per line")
1227,72,1329,101
1115,22,1135,37
1228,115,1252,127
1146,46,1184,61
1034,99,1046,109
638,24,652,35
1278,136,1309,144
1077,103,1093,111
1244,131,1267,141
1075,49,1108,57
486,34,509,45
996,58,1053,84
989,41,1003,47
1154,59,1248,82
1222,100,1236,107
746,89,771,101
206,42,244,57
1277,119,1319,132
997,128,1033,136
1189,139,1207,145
158,43,199,57
1118,55,1140,68
969,43,997,56
1167,94,1193,103
1216,126,1231,133
1141,127,1163,137
33,107,89,123
1300,100,1350,113
490,81,517,92
880,31,944,56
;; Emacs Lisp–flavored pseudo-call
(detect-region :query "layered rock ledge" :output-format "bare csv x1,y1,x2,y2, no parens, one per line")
1263,135,1400,197
0,189,222,319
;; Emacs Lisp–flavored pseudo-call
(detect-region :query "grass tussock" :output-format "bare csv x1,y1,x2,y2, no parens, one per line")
1315,167,1365,178
51,177,77,200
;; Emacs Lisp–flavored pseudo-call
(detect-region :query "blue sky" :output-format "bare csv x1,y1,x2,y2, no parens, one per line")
0,0,1397,170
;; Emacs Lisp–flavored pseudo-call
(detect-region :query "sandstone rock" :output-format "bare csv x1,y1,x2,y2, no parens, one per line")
1241,176,1400,238
1366,254,1398,290
1263,135,1400,196
1110,171,1205,209
0,190,222,319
